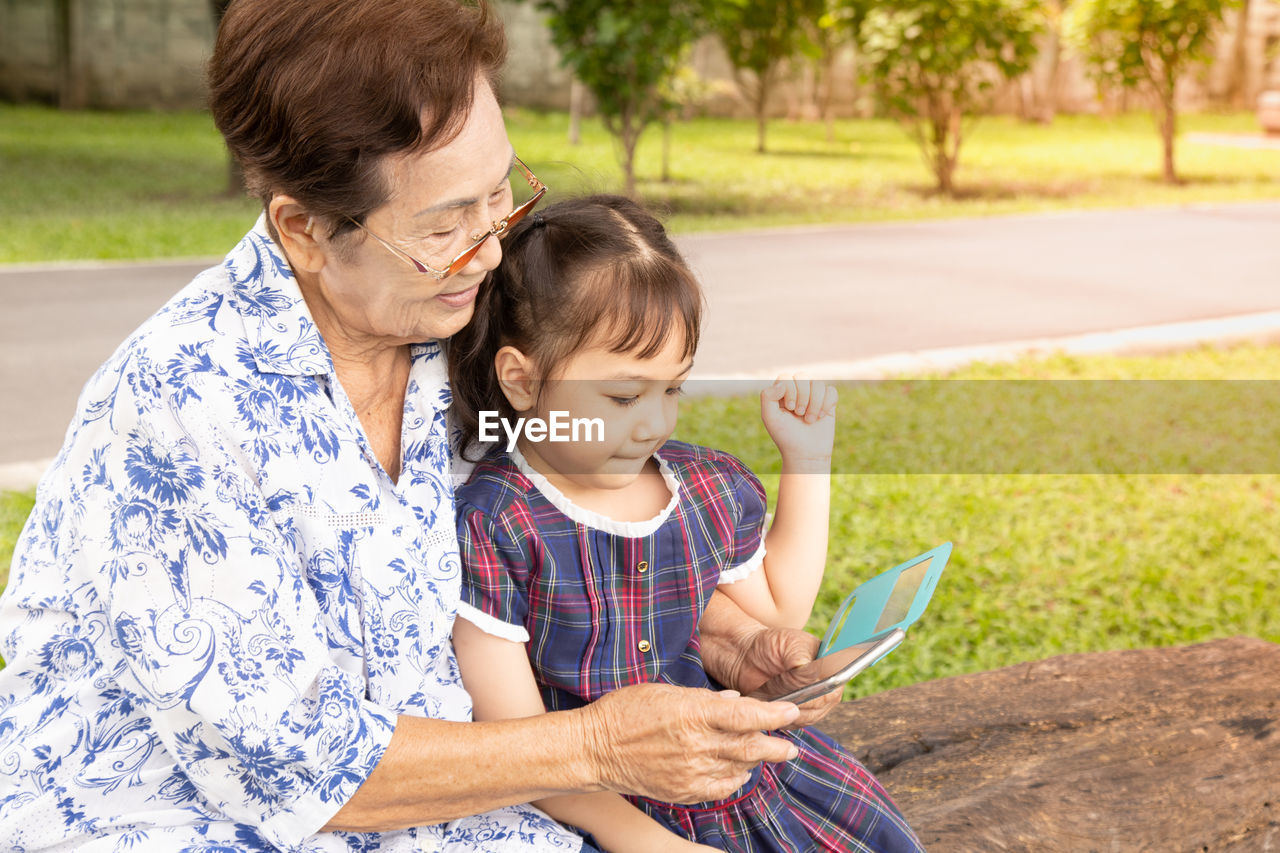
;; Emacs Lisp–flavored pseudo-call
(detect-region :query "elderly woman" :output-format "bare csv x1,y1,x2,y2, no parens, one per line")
0,1,840,850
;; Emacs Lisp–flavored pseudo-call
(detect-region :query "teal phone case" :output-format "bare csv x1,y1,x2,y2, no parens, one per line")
818,542,952,656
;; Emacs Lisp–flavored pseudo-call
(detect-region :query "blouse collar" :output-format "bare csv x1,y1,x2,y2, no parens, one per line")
224,215,333,378
508,445,682,538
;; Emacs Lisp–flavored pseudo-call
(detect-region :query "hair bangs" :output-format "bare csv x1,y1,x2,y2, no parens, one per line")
579,256,702,363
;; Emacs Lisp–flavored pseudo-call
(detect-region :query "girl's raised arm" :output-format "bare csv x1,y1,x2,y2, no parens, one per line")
717,378,837,631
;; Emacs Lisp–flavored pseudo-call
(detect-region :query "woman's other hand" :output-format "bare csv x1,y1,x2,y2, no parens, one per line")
729,623,841,728
579,683,800,804
700,593,842,727
700,595,841,729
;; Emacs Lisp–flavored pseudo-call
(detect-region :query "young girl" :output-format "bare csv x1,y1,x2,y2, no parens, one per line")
448,195,922,853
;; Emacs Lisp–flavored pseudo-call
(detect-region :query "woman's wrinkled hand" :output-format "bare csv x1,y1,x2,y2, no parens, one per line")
699,593,841,729
724,624,841,729
579,682,800,804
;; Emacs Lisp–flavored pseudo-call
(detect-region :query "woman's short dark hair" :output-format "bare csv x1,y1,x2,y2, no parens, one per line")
449,194,704,459
208,0,506,238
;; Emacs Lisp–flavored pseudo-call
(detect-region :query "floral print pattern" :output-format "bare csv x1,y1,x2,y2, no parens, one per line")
0,220,581,852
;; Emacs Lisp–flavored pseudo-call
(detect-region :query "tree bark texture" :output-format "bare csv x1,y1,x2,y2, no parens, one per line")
820,637,1280,852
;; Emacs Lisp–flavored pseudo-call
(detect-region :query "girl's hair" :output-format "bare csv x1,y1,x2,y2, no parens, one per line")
450,194,704,458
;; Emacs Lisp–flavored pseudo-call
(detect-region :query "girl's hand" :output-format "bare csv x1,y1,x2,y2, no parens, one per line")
761,376,837,469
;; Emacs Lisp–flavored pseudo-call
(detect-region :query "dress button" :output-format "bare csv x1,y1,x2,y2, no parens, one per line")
637,560,649,574
637,639,652,653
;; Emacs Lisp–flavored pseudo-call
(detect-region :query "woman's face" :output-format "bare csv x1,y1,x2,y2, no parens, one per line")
303,82,516,348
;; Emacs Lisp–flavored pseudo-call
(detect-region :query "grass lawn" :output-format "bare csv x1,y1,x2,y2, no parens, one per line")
2,103,1278,262
682,343,1280,696
3,344,1277,694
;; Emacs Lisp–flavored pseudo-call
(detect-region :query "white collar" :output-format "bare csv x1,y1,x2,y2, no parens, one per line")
508,445,681,538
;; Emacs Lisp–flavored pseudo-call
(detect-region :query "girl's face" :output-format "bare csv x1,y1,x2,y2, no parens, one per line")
520,335,692,492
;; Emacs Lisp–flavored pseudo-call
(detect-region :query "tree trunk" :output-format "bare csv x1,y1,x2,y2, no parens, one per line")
620,113,639,197
208,0,243,195
1039,25,1062,124
568,78,585,146
936,158,954,195
56,0,88,109
623,142,637,197
1159,91,1178,184
932,123,953,196
661,118,672,183
819,45,837,143
55,0,70,107
932,106,962,196
1017,75,1034,122
1225,0,1253,109
755,76,769,154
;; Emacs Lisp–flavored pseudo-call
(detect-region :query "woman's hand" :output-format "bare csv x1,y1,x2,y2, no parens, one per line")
760,376,837,472
700,592,841,729
579,682,800,804
729,623,842,729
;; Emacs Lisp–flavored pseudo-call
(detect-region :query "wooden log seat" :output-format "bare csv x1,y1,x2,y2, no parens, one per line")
821,636,1279,852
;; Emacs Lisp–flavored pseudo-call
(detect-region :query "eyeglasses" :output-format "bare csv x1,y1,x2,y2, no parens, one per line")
348,156,547,280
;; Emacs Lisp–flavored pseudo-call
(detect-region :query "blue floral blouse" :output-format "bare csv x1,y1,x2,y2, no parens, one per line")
0,222,582,852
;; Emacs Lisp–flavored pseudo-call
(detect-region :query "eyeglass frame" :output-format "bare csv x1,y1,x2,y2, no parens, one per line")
345,156,547,280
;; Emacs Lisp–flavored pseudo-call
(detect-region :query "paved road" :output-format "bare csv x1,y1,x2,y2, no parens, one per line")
3,201,1279,467
686,201,1280,375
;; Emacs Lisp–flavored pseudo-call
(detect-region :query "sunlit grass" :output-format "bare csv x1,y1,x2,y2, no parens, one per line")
522,110,1280,234
0,489,35,593
0,106,260,263
2,103,1277,261
674,343,1280,696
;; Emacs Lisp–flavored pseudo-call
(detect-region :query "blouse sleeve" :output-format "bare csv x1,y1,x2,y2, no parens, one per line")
715,451,769,585
455,498,534,644
64,353,395,850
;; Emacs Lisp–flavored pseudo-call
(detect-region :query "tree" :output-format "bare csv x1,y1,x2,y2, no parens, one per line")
657,66,720,182
1023,0,1073,124
709,0,827,153
1222,0,1252,109
860,0,1043,195
533,2,703,195
54,0,87,109
808,0,874,141
1069,0,1237,184
209,0,244,196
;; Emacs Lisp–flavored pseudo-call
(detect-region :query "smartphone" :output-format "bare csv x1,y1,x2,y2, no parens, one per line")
761,627,906,704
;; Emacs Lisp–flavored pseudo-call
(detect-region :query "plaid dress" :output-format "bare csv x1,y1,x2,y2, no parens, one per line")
456,440,924,853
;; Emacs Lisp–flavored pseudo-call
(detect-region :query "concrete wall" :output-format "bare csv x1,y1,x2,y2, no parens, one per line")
494,1,572,110
0,0,213,109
